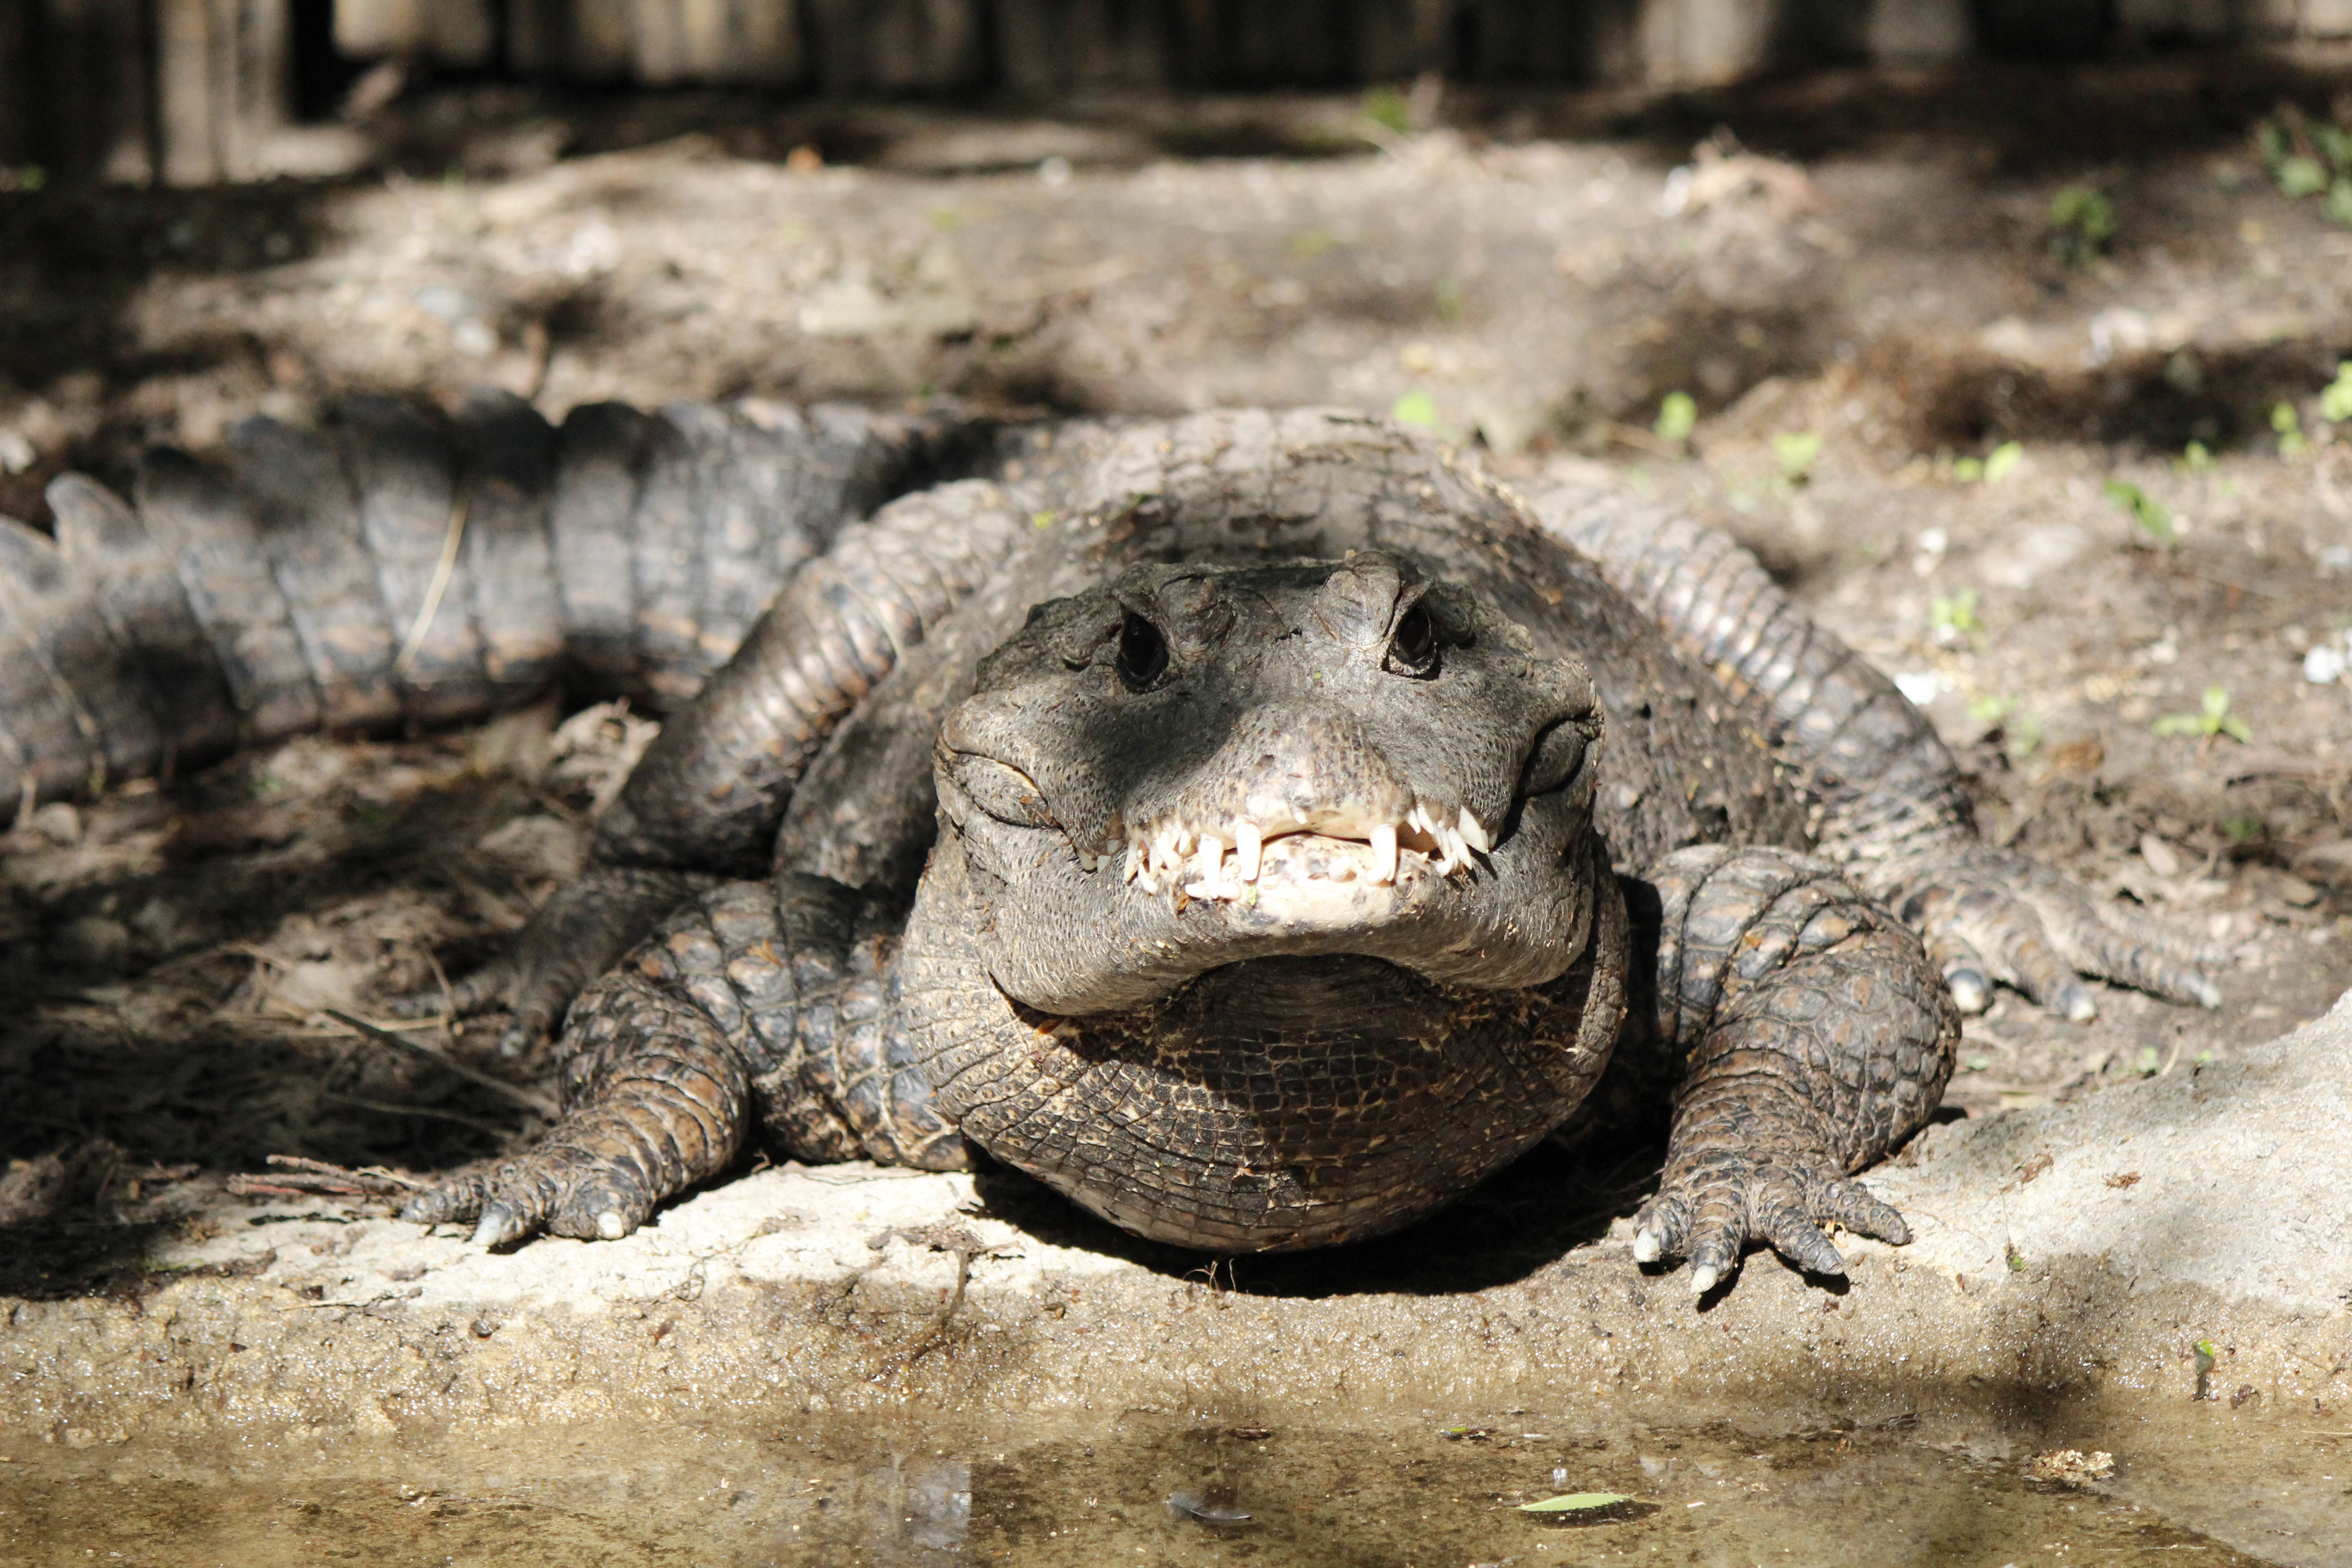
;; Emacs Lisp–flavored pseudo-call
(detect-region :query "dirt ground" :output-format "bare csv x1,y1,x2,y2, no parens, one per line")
1,60,2348,1283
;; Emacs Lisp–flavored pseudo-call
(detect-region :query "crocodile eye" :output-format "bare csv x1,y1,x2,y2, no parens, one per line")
1116,612,1169,689
1385,601,1436,675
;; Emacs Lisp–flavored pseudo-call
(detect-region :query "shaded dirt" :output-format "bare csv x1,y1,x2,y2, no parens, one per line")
1,63,2349,1268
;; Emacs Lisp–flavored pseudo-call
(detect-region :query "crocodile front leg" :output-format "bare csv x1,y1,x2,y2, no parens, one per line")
1626,844,1957,1294
406,877,965,1246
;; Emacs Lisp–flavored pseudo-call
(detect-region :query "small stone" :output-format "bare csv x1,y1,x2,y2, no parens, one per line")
27,801,80,846
2138,834,2180,878
470,1317,499,1338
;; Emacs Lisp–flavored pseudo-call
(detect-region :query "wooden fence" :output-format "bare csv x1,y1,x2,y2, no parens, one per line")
4,0,2350,186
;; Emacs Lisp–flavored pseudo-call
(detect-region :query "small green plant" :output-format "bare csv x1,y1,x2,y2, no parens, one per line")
2177,440,2215,475
2220,811,2266,845
1930,588,1982,647
1390,390,1439,429
2255,106,2352,227
2103,480,2176,547
2322,360,2352,425
1772,430,1822,484
2153,685,2251,745
2273,400,2308,456
1950,440,2024,484
1362,85,1412,136
2048,184,2116,268
1433,274,1461,324
1029,509,1058,530
1654,392,1697,446
1286,228,1338,261
2005,1243,2027,1273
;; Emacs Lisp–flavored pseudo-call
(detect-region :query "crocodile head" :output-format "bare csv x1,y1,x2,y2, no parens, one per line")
935,552,1607,1016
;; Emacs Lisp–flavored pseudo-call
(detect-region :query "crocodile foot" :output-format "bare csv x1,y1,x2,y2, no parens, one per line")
1879,843,2223,1021
1631,1122,1912,1294
403,965,750,1245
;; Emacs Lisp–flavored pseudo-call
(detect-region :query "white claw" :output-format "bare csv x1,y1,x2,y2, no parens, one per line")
1197,833,1224,886
1234,821,1263,882
1369,822,1399,884
1458,806,1491,855
596,1210,628,1240
1689,1263,1720,1294
1631,1229,1661,1263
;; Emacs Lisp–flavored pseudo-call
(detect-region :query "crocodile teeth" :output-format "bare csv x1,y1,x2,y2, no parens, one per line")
1196,833,1224,886
1233,821,1263,882
1432,827,1461,876
1457,806,1491,856
1368,822,1399,884
1123,841,1145,883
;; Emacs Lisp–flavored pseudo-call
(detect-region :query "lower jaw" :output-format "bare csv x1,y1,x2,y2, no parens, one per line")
962,954,1607,1253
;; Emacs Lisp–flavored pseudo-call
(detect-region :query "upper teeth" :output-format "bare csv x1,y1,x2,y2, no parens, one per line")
1118,802,1490,904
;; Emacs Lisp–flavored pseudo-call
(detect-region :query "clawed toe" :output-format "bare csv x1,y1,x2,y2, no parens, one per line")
1631,1161,1908,1296
399,1150,656,1249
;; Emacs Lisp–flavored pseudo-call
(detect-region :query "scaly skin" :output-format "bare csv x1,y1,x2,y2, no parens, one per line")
4,405,2220,1295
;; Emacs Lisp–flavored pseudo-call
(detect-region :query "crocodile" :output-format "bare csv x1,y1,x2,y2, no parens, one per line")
0,396,2217,1292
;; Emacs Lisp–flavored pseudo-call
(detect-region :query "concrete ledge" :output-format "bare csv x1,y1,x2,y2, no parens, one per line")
5,991,2346,1449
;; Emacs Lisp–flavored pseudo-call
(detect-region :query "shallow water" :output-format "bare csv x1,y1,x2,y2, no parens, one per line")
4,1405,2326,1568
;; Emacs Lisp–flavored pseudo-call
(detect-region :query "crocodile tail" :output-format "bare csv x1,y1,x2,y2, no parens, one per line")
0,390,980,821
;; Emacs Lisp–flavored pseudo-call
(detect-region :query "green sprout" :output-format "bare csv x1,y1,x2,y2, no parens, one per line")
2220,812,2265,845
1772,430,1822,484
2256,110,2352,224
2103,480,2176,547
2153,685,2251,745
1363,85,1411,136
2322,361,2352,425
1930,589,1982,647
1030,509,1058,530
1654,392,1697,446
2176,440,2215,475
2005,1243,2027,1273
2048,184,2115,268
1951,440,2023,484
2273,400,2308,456
1391,390,1439,429
2193,1338,2220,1400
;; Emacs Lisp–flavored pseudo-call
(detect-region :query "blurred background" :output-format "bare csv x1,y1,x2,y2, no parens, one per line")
3,2,2349,188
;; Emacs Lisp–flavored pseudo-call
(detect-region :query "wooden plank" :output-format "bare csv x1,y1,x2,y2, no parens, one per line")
43,0,156,185
335,0,495,67
807,0,983,93
996,0,1169,92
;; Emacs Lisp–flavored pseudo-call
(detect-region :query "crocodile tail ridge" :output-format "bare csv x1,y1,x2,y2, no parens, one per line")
0,391,981,822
